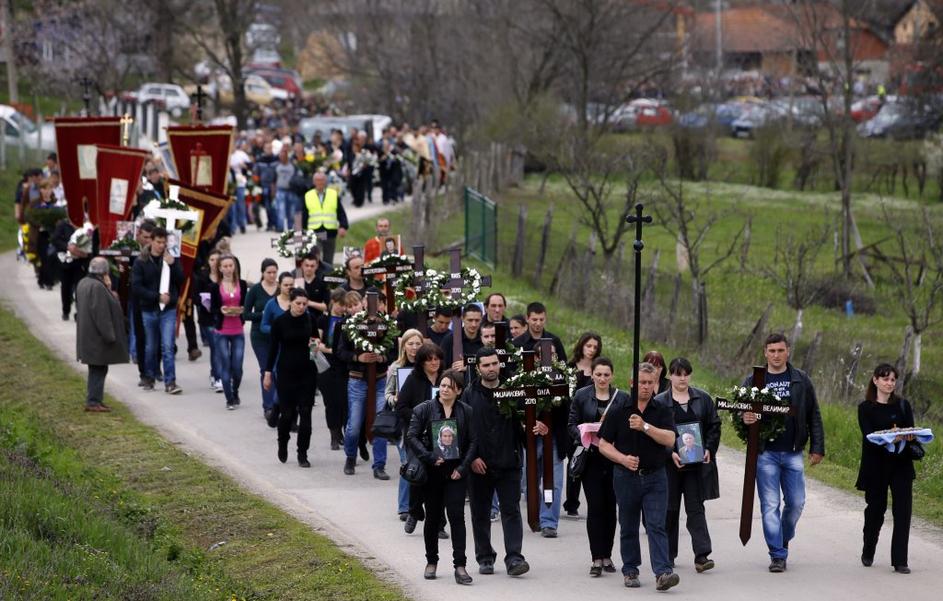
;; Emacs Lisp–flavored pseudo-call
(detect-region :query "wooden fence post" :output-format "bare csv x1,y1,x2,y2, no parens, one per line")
511,205,527,278
532,205,554,286
801,331,823,373
736,303,773,363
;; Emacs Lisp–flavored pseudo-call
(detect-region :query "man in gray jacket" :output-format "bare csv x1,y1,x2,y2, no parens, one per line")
76,257,129,412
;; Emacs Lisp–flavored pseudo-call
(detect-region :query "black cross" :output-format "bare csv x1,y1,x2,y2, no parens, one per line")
444,247,492,369
359,291,389,442
191,85,209,122
625,203,653,407
79,77,94,114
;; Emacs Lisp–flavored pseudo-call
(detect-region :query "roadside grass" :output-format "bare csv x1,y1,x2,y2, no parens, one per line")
0,161,26,252
348,197,943,528
0,306,409,601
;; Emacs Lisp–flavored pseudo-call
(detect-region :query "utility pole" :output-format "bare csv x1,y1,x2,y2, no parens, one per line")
1,0,18,103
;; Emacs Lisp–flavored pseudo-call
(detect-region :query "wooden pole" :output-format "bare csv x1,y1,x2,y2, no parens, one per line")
522,351,540,532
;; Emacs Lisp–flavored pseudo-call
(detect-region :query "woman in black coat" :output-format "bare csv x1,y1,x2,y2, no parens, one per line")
567,356,629,576
856,363,917,574
653,357,721,573
406,370,477,585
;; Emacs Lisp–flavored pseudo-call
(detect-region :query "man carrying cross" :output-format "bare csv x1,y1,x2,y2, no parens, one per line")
741,333,825,573
441,303,484,373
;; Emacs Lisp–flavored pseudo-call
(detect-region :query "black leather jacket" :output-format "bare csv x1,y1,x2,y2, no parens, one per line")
406,398,477,478
741,363,826,456
463,380,523,470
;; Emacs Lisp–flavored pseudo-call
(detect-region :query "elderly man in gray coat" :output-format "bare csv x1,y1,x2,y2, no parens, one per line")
76,257,129,412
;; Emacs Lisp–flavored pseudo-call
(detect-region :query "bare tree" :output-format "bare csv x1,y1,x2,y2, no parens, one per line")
653,177,744,345
758,221,832,347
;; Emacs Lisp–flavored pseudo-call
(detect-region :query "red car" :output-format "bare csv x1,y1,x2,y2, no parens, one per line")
246,67,303,98
850,96,883,123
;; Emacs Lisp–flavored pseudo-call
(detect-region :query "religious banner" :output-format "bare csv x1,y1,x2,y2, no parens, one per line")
93,144,151,247
171,179,231,314
165,125,235,195
53,116,122,226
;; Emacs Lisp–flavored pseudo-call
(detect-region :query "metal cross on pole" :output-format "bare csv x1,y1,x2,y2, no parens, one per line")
625,203,653,405
79,77,94,115
191,85,208,123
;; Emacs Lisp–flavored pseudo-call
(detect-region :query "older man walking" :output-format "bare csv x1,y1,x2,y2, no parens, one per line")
76,257,129,412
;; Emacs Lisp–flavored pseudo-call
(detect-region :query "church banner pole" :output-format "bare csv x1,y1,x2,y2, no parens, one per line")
626,203,652,403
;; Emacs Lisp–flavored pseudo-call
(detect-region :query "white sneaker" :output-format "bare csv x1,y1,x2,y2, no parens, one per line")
213,379,224,393
208,376,216,389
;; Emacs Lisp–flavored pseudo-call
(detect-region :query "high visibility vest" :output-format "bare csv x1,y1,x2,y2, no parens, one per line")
305,187,339,230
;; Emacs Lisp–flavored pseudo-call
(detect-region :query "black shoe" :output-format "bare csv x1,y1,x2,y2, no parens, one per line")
437,528,449,539
624,572,640,588
769,558,787,573
373,468,390,481
602,559,616,573
141,378,155,391
277,442,288,464
454,567,473,585
695,556,715,573
506,560,529,577
344,457,355,475
233,393,240,406
290,423,299,433
894,566,911,574
298,456,311,468
424,563,437,580
656,572,680,591
226,401,236,410
62,313,69,321
404,516,417,534
590,564,602,577
478,561,494,575
359,441,369,461
331,440,340,451
265,408,278,428
861,554,873,567
540,527,557,538
165,382,182,395
399,512,409,522
565,509,580,518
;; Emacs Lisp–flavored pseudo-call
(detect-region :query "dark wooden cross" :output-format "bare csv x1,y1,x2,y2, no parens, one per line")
715,366,796,546
79,77,94,114
191,85,209,122
625,203,653,406
443,247,492,372
491,342,569,532
362,257,413,314
411,244,432,337
358,291,390,442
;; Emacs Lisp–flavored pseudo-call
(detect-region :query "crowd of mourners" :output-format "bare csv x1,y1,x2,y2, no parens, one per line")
14,119,923,591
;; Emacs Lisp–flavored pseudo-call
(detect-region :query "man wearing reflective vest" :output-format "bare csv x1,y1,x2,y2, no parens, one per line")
302,171,349,266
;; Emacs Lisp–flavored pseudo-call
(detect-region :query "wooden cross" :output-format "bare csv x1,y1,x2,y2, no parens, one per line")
120,113,134,146
362,258,414,314
411,244,433,337
715,366,796,546
359,291,389,443
191,85,208,122
443,247,492,371
492,342,569,532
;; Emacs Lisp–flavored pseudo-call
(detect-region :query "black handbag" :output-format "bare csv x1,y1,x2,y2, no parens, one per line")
371,407,401,442
569,445,591,482
400,454,428,485
906,440,925,461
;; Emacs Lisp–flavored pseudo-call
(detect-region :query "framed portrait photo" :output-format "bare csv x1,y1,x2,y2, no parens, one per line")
676,421,705,465
431,419,460,461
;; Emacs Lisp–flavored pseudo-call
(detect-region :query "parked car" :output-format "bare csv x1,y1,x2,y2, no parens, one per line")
0,105,56,152
247,67,303,100
857,98,943,139
849,96,884,123
771,96,826,128
730,103,786,138
677,101,748,129
217,74,273,107
299,115,374,144
612,98,673,130
345,114,393,143
126,83,191,117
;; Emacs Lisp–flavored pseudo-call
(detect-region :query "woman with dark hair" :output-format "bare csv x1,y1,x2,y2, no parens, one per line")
654,357,721,573
568,357,629,576
259,272,297,426
264,287,318,468
195,249,223,392
643,350,670,395
317,287,352,450
406,369,476,585
856,363,917,574
508,314,527,340
210,254,248,409
564,331,603,517
244,258,280,419
398,342,445,535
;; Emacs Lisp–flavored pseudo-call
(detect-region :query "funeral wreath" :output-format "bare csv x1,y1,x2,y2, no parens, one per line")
729,385,790,444
274,230,319,259
341,310,400,355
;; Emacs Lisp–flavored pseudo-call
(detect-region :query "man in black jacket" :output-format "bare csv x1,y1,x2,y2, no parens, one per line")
511,301,567,362
441,303,484,374
465,348,530,577
741,333,825,573
131,227,185,394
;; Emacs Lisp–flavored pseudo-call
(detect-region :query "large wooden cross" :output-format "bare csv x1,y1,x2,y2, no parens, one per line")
491,341,568,532
358,291,389,442
410,244,435,337
362,257,413,314
443,247,492,371
715,366,796,545
191,85,209,122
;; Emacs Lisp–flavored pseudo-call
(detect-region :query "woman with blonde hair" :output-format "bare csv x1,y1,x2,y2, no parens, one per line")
386,328,424,520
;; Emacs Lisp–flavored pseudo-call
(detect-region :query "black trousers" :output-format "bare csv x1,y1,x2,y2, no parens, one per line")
422,467,467,567
863,470,913,567
666,466,712,560
469,467,525,567
582,454,617,560
86,364,108,406
133,302,147,380
564,444,583,513
182,299,199,353
318,369,348,431
60,259,86,317
277,377,315,457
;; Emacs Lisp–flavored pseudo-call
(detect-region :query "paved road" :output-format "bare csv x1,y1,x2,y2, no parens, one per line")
2,197,942,600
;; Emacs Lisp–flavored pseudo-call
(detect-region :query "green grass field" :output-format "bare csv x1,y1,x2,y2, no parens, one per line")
0,307,408,601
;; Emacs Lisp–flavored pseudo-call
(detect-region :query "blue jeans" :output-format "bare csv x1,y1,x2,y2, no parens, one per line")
757,451,806,560
397,443,411,514
523,437,563,529
200,326,220,380
142,308,176,385
215,332,245,403
250,336,277,410
275,188,299,232
344,376,387,470
613,467,671,577
228,186,247,232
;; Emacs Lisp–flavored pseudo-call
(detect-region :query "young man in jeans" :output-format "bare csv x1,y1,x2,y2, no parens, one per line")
741,333,825,572
131,226,184,394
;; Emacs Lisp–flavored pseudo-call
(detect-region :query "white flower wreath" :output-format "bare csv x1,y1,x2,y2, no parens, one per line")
341,310,400,355
393,268,448,312
423,267,483,310
274,230,319,259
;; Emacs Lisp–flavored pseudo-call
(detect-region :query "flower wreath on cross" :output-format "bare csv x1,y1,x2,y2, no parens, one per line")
393,268,448,312
421,267,484,310
495,359,578,420
341,310,400,355
274,230,319,259
729,385,790,445
155,198,197,234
